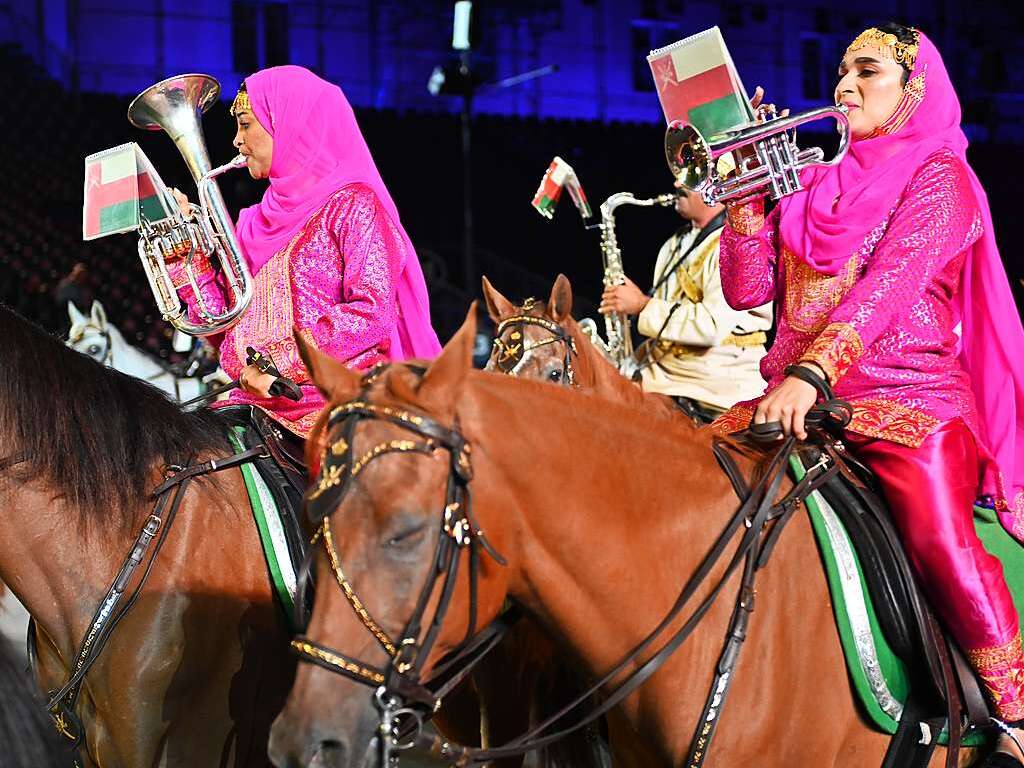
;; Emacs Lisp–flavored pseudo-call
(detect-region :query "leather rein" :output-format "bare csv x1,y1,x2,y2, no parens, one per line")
294,364,852,767
490,299,577,385
30,443,269,767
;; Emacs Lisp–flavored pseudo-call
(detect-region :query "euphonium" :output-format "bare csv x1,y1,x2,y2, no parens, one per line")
665,104,850,205
579,191,676,378
128,74,251,336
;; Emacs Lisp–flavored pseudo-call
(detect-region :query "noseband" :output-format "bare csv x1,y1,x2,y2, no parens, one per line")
491,299,577,385
292,371,508,760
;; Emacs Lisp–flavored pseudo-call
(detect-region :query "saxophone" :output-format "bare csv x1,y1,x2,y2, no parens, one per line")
579,192,677,377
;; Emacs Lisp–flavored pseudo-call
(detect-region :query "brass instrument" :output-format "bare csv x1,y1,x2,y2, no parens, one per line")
579,192,676,378
665,104,850,204
128,74,251,336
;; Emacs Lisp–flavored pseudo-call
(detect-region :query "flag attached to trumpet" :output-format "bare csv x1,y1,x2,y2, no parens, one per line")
531,156,593,221
647,26,754,137
83,143,172,240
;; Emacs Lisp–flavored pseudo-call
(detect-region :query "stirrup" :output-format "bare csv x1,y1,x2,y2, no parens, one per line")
982,754,1024,768
985,718,1024,768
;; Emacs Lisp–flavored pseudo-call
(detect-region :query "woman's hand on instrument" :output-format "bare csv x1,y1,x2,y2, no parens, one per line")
599,277,649,316
749,86,789,121
239,363,278,399
170,187,192,214
752,365,825,440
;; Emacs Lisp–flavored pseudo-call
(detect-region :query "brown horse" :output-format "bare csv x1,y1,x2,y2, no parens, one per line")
482,274,681,422
0,306,295,767
269,308,976,768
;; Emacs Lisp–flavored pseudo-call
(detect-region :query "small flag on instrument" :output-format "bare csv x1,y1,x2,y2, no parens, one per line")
647,26,754,137
531,157,592,221
83,143,172,241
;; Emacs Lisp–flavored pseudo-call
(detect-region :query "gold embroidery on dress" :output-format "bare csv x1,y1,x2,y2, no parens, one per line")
709,405,756,436
801,322,864,383
968,630,1024,720
233,230,304,372
726,201,765,236
846,399,940,448
970,631,1024,669
783,249,863,334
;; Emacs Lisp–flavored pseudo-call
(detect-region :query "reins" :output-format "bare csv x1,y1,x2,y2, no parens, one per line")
33,442,269,766
295,363,852,766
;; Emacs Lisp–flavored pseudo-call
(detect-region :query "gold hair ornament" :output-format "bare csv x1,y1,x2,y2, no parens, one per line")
230,88,251,116
846,27,920,71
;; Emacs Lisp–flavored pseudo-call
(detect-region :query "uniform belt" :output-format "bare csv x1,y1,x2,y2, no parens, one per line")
655,331,767,357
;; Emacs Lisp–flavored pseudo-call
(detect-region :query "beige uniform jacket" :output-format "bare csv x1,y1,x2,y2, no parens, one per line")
638,224,772,410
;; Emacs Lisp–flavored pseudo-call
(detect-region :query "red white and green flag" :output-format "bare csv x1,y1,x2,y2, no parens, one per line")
83,143,171,240
531,156,592,221
647,26,754,137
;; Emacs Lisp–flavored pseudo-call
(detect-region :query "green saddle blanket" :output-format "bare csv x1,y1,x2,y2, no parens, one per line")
227,427,300,629
793,457,1024,747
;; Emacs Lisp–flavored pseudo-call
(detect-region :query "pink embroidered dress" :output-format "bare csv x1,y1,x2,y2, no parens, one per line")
173,183,408,435
715,147,982,445
170,66,441,436
713,30,1024,721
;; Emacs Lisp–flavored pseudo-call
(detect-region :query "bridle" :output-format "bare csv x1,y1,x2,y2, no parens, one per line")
68,323,112,367
291,364,851,768
490,298,577,385
292,372,509,764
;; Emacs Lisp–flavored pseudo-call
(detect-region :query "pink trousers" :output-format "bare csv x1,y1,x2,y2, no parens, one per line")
846,419,1024,721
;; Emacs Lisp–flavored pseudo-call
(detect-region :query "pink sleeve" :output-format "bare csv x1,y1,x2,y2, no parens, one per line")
801,151,982,383
305,188,405,367
166,248,231,323
719,198,780,310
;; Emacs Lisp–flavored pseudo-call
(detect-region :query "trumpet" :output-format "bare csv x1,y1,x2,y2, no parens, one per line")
665,104,850,205
128,74,252,337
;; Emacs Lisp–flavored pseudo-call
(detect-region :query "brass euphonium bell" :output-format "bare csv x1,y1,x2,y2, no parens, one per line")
128,74,252,336
665,104,851,205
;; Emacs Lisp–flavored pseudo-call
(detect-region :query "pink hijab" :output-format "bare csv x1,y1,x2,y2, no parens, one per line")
779,31,1024,522
234,65,441,360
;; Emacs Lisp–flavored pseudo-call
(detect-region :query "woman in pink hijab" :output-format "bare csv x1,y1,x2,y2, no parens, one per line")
169,65,441,437
714,24,1024,759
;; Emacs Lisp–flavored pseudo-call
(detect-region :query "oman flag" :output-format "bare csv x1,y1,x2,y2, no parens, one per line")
83,143,169,240
647,27,754,138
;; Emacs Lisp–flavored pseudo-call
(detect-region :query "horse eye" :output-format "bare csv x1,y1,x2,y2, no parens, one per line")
548,369,563,382
385,525,427,549
87,345,100,355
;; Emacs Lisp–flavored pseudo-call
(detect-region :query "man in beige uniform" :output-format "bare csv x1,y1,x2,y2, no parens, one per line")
600,189,772,423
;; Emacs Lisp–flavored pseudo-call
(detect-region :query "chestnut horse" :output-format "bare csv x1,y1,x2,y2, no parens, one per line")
482,274,681,423
269,308,976,768
0,306,296,767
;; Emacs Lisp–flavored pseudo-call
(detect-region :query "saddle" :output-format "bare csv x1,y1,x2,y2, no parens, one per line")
790,437,991,767
219,406,309,590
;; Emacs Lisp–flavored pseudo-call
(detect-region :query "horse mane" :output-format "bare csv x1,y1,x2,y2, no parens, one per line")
0,305,226,533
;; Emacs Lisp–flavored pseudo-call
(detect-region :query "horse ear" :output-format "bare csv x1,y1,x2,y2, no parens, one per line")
548,274,574,322
67,301,85,327
418,303,477,411
481,275,516,323
90,301,107,329
294,333,362,403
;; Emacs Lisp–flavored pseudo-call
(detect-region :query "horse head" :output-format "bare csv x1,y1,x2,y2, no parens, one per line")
483,275,684,424
270,307,510,768
66,300,116,365
482,273,581,386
